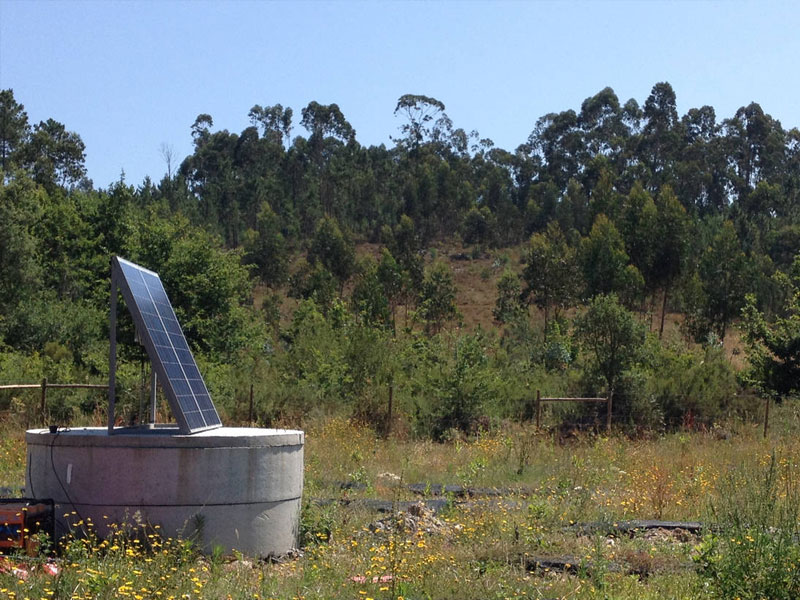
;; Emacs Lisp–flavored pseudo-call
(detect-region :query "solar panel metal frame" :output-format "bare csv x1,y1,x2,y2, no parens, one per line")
109,256,222,434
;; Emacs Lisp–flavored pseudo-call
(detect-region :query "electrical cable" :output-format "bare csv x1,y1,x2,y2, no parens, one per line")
48,428,90,538
26,440,36,500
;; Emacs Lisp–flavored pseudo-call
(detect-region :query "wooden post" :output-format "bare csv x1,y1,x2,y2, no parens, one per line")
764,396,770,439
606,391,613,433
248,383,254,425
535,389,541,430
40,377,47,425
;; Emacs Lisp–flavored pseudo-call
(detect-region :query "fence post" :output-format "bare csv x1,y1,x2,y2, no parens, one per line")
40,377,48,425
535,389,541,430
764,396,770,439
606,391,613,433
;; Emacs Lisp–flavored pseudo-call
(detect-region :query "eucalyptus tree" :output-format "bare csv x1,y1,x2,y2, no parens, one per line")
652,185,690,336
300,101,357,218
685,220,751,341
242,202,289,288
528,109,583,192
580,215,644,308
522,222,579,334
18,118,86,190
301,101,355,160
578,87,629,178
418,261,459,334
393,94,447,153
640,82,681,190
575,293,646,398
493,268,525,324
724,102,786,200
673,105,726,214
308,216,355,292
618,182,658,296
0,89,29,172
741,259,800,398
248,103,293,145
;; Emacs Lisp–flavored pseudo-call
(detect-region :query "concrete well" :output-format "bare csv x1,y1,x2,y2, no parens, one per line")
25,426,303,557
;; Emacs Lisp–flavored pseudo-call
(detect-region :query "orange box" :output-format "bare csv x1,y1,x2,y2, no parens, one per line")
0,502,52,552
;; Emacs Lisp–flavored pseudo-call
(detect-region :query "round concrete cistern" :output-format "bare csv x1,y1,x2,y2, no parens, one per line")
25,426,304,557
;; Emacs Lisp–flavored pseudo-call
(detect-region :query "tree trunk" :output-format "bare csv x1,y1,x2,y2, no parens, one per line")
386,380,394,436
543,304,549,343
659,286,669,338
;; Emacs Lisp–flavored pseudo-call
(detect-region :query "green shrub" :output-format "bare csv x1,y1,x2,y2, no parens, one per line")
644,341,739,428
415,332,494,440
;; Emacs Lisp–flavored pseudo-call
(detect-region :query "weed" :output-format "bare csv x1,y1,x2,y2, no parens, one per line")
695,453,800,599
4,409,800,598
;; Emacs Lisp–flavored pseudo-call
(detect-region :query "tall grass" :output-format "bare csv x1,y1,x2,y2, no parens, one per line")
2,405,800,598
695,453,800,599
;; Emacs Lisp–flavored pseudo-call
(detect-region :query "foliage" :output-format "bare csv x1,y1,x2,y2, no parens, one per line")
289,259,338,310
696,455,800,600
461,205,496,246
579,215,643,306
5,83,800,440
417,261,459,334
350,257,392,329
20,118,87,190
385,214,425,289
307,216,355,288
419,331,494,440
542,318,575,372
0,172,44,314
375,248,407,331
0,294,105,363
574,294,646,395
0,89,30,172
741,264,800,397
522,222,579,328
242,201,289,287
492,267,525,324
130,215,258,359
643,340,739,428
684,220,751,341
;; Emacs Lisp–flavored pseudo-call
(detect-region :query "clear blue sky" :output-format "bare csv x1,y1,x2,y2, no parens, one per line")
2,0,798,189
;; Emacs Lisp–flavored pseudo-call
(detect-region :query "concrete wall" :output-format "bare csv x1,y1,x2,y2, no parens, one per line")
26,426,304,557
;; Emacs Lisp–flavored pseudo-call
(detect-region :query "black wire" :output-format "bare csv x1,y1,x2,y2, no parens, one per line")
48,428,90,538
26,440,36,499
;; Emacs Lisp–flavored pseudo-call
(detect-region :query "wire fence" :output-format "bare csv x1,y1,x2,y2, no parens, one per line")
0,381,776,439
531,389,772,438
0,380,108,427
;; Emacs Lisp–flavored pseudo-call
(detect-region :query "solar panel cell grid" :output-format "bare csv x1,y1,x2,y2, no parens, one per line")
175,349,194,364
189,379,208,395
149,330,171,348
169,334,189,351
113,257,222,433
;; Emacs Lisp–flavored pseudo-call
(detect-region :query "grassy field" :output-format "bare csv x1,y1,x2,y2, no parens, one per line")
2,407,800,599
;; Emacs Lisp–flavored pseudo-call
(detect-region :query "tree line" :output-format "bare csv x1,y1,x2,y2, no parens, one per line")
1,83,799,434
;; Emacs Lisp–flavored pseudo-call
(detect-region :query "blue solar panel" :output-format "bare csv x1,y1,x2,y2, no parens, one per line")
113,257,222,433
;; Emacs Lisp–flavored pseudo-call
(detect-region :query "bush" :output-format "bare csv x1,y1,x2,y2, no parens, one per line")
415,332,494,440
574,294,646,406
644,341,739,429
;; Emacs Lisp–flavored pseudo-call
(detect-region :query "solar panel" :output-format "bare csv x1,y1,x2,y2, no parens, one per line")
112,256,222,433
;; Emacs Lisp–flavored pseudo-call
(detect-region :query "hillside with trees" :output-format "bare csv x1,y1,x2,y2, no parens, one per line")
1,83,799,436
